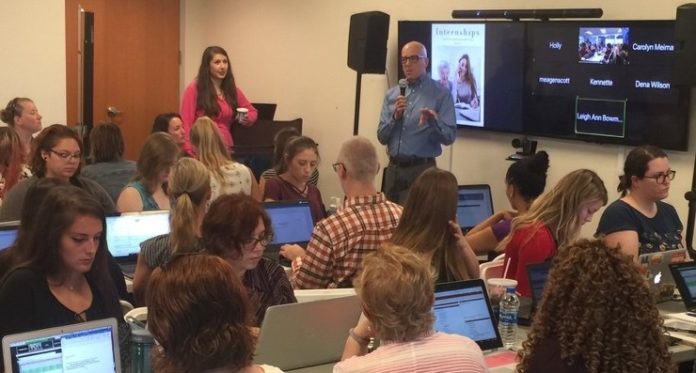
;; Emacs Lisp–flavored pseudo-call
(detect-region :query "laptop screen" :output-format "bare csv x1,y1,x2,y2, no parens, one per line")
527,260,552,304
432,279,503,350
0,227,18,252
456,185,494,230
106,211,170,259
264,201,314,245
670,261,696,308
3,319,120,373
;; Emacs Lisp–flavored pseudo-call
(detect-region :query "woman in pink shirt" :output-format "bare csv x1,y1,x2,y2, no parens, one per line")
180,46,257,156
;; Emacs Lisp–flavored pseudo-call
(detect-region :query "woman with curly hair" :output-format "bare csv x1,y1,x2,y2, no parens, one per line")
147,254,282,373
501,169,607,297
517,238,673,373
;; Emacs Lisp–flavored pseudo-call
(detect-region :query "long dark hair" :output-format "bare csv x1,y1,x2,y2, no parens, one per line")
195,46,239,119
11,185,120,318
31,124,84,181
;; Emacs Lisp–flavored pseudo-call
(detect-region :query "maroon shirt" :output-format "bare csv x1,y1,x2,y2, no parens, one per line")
263,176,326,223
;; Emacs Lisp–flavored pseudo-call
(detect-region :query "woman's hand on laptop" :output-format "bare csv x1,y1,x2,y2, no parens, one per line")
280,244,306,262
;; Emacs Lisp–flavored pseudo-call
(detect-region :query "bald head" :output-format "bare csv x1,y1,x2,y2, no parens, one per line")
401,41,429,82
337,136,379,183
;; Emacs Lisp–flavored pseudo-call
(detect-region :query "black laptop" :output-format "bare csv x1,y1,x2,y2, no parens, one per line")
263,200,315,264
105,211,170,276
252,103,277,121
518,260,553,324
0,221,19,252
456,184,494,231
432,279,503,350
670,261,696,312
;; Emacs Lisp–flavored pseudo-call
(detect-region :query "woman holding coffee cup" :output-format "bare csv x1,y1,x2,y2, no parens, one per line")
180,46,258,156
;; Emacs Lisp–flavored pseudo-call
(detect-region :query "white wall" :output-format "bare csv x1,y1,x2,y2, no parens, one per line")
0,0,66,126
181,0,696,239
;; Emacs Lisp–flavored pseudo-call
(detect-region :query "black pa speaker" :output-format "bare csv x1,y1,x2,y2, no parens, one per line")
347,11,390,74
674,3,696,86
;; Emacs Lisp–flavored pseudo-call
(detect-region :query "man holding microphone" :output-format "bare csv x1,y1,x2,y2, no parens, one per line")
377,41,456,203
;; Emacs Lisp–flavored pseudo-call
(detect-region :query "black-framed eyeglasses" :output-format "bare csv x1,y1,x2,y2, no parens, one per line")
242,234,273,250
332,162,344,172
646,169,676,184
401,55,425,64
49,149,81,161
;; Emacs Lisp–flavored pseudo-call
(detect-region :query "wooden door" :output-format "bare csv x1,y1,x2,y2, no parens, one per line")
66,0,180,160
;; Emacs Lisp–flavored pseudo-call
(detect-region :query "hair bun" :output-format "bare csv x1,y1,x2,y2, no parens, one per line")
527,151,550,175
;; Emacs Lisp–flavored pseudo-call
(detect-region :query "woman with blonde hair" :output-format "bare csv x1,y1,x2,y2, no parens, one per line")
0,97,42,158
389,167,479,282
132,157,211,304
190,116,259,201
117,132,179,212
0,126,31,203
502,169,608,297
517,238,672,372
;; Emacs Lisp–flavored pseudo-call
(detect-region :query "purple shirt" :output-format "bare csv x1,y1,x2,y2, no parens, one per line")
491,218,512,242
263,176,326,224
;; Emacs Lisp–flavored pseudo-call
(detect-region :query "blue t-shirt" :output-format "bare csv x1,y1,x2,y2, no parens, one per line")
596,199,683,255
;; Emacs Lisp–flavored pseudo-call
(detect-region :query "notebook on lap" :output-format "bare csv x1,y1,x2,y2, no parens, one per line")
456,185,494,231
255,295,361,371
432,279,503,351
0,221,19,252
2,318,121,373
638,249,688,302
262,200,315,264
105,211,170,276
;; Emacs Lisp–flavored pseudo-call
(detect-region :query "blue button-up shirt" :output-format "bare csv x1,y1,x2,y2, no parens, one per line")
377,74,456,158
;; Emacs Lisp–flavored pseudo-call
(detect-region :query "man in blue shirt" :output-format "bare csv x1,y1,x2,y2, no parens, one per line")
377,41,456,203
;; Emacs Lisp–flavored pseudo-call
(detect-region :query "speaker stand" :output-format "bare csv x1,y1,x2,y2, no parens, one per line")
684,150,696,256
352,73,363,135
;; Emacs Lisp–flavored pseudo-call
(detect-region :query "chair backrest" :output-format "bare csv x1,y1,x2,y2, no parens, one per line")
232,118,303,156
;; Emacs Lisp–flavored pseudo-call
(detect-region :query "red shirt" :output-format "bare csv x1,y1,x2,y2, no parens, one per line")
503,223,556,297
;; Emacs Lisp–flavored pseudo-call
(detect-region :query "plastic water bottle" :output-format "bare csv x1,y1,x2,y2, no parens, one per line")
498,287,520,349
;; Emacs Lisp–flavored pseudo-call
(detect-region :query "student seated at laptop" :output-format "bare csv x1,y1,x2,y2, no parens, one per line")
0,178,128,301
517,239,673,372
133,158,210,304
281,137,402,289
147,254,283,373
390,167,479,282
502,169,607,297
202,194,296,325
0,185,127,365
597,145,684,259
466,151,549,255
259,127,320,197
336,245,487,373
263,135,326,224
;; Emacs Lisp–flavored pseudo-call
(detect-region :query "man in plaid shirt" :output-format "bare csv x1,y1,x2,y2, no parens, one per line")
280,137,403,288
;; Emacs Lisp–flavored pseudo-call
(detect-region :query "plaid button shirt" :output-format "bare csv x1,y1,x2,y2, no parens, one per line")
295,193,402,289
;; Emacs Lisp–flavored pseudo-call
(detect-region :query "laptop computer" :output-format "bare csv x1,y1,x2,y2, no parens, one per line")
255,295,361,371
518,260,553,324
638,249,688,302
670,261,696,312
432,279,503,351
252,103,277,121
262,200,315,264
0,221,19,252
456,185,494,231
105,211,170,276
2,318,121,373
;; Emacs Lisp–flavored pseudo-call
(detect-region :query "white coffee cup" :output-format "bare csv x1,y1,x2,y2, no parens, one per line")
236,107,249,122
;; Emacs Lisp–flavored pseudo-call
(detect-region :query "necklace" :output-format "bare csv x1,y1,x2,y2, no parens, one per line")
279,175,308,197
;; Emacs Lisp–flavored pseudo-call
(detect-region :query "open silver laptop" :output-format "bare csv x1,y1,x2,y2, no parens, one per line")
2,318,121,373
456,185,494,231
255,295,361,371
106,211,170,276
638,248,688,302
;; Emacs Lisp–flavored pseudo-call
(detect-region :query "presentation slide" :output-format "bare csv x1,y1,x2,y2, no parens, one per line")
431,23,485,126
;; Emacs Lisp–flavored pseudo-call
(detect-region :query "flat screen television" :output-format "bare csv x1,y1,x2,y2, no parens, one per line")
398,21,525,133
524,20,690,151
397,20,691,151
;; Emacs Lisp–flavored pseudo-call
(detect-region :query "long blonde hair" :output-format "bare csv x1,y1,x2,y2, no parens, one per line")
389,167,471,282
168,158,210,254
500,169,607,250
190,116,231,184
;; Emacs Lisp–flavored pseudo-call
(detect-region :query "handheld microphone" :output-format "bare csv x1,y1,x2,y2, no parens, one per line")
398,79,408,96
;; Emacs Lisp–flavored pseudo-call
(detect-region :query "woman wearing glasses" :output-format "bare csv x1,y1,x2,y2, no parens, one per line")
596,145,683,258
202,193,296,326
0,124,114,222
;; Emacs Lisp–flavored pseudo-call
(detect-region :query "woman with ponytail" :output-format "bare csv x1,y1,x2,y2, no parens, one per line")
132,158,211,304
596,145,683,258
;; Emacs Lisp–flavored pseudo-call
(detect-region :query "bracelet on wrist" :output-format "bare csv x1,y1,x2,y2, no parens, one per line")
349,327,370,345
